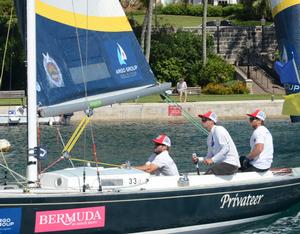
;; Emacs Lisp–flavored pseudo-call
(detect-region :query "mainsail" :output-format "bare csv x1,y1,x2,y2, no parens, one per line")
271,0,300,121
15,0,170,117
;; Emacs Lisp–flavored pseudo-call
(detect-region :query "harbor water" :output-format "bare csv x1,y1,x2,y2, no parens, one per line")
1,119,300,233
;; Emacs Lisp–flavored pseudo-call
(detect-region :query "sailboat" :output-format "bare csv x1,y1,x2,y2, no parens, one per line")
272,0,300,122
1,0,300,233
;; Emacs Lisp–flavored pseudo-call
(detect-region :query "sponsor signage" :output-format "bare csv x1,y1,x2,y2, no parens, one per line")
220,193,264,209
0,207,22,234
168,106,182,116
35,206,105,233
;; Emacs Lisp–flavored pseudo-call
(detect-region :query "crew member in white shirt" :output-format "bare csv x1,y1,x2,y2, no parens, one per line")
240,109,273,172
134,134,179,176
192,111,240,175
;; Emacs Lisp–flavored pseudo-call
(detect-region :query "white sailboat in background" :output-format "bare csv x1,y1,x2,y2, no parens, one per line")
1,0,300,233
0,105,60,125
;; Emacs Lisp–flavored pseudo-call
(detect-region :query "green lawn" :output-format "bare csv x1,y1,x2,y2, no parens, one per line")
128,14,223,27
0,94,284,106
129,94,284,103
128,14,270,28
0,98,25,106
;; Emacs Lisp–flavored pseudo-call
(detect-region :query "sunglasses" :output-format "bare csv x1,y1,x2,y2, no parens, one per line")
201,118,209,122
249,117,258,122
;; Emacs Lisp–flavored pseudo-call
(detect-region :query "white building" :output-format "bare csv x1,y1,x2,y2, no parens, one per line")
158,0,240,5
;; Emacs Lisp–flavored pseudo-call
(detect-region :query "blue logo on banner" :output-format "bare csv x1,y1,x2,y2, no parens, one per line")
0,208,22,234
117,43,127,65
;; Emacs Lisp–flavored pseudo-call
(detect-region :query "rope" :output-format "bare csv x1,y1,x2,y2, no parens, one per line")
90,122,102,191
0,5,14,87
62,115,91,154
40,156,64,174
160,94,208,136
70,157,121,168
0,150,27,188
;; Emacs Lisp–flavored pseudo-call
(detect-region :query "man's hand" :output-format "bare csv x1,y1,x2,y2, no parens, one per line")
203,159,214,165
192,155,199,164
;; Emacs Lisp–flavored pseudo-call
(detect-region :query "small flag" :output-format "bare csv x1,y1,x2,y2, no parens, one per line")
275,52,300,85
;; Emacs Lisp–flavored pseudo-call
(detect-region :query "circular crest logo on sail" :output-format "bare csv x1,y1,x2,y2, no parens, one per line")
117,43,127,65
43,53,64,88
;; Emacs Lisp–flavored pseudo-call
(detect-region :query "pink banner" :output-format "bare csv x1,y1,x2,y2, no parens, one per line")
35,206,105,233
168,106,182,116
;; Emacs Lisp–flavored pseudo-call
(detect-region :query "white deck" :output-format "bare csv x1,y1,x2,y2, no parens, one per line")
0,166,297,199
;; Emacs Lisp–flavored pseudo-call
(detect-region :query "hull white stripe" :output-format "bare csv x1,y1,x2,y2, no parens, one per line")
1,179,300,207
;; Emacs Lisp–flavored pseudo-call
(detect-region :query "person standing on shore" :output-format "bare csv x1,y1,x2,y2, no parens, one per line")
176,78,187,102
240,109,273,172
192,111,240,175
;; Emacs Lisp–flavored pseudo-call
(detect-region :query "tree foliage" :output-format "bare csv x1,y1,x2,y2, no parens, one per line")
0,0,26,90
150,29,235,87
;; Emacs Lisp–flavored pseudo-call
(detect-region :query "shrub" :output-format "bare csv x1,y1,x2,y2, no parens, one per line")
230,81,250,94
154,57,185,84
202,81,249,94
199,55,235,86
159,3,244,17
161,3,187,15
222,4,244,17
207,5,223,17
150,29,215,86
186,4,203,16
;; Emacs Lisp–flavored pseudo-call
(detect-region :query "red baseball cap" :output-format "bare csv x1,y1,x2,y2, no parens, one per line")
152,134,171,147
198,111,218,123
247,109,266,121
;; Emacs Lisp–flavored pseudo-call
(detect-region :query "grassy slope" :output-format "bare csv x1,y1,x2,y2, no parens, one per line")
129,94,284,103
129,14,223,27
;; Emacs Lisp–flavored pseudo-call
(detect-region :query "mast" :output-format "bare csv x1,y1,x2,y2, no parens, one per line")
26,0,38,184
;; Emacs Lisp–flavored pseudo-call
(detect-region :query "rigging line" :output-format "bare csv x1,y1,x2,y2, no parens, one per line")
163,94,206,133
0,150,27,187
82,128,87,192
89,122,102,191
56,127,65,148
84,0,89,99
0,4,14,87
40,156,64,174
0,163,27,181
65,116,90,153
63,115,90,153
161,94,208,136
71,0,89,101
70,158,121,168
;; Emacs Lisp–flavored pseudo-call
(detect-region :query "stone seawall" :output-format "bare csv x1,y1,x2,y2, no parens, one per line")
71,100,286,122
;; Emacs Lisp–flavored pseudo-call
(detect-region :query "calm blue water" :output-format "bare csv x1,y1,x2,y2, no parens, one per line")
1,119,300,233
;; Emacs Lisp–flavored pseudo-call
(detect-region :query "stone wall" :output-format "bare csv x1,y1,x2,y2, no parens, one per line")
183,25,278,64
71,100,285,122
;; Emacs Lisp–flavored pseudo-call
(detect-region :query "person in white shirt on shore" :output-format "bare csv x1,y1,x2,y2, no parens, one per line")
176,78,187,102
240,109,273,172
135,134,179,176
192,111,240,175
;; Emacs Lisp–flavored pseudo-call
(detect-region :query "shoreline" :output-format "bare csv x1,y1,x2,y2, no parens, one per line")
70,100,287,121
0,100,287,122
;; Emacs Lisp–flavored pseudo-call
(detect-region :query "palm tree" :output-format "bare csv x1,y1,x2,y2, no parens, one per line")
241,0,271,19
145,0,153,62
202,0,208,66
253,0,271,19
139,0,149,54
